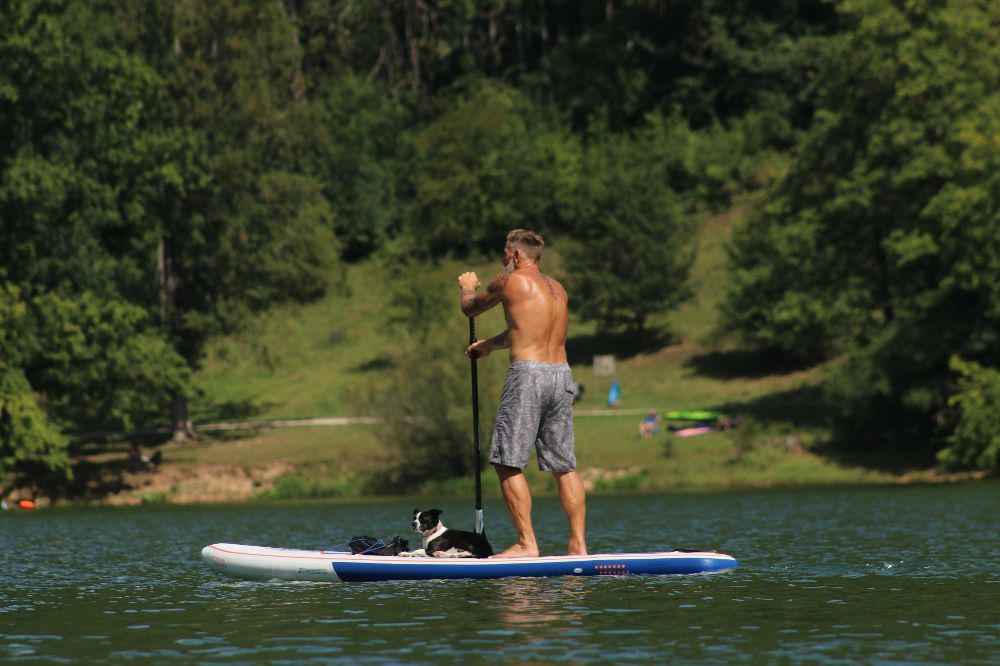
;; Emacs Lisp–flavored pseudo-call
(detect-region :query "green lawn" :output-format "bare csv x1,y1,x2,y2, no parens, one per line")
169,425,387,468
195,205,826,423
194,257,507,422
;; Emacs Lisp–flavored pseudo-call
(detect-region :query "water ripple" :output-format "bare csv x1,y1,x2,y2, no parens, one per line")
1,485,999,663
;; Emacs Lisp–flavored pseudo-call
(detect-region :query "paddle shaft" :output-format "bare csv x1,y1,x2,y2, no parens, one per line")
469,318,484,534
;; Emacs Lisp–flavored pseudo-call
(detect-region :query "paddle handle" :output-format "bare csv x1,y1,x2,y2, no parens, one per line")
469,317,484,534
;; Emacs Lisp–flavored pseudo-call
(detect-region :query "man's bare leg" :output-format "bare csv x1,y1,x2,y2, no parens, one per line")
492,464,539,558
554,471,587,555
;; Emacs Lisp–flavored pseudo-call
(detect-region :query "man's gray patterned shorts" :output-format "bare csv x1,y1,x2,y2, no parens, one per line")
489,361,576,472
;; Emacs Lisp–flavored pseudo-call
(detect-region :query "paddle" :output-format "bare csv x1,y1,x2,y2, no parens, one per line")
469,317,484,535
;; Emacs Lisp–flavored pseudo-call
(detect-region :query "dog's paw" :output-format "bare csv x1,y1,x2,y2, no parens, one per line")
398,549,426,558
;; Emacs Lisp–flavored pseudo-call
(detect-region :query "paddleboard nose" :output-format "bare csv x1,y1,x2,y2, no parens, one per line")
201,545,227,571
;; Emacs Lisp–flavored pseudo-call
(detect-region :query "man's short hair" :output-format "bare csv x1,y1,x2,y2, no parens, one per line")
506,229,545,262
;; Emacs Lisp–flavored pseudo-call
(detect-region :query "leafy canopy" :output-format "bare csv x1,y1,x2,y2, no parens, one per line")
723,0,1000,450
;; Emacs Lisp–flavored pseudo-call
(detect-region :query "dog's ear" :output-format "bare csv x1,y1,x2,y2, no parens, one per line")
429,509,442,519
413,508,419,516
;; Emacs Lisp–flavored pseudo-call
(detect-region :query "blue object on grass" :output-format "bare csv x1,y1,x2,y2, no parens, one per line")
607,379,621,406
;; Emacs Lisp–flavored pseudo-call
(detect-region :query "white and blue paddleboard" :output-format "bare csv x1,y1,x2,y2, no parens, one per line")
201,543,737,582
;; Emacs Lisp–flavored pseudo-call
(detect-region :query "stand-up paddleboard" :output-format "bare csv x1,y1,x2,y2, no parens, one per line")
201,543,737,582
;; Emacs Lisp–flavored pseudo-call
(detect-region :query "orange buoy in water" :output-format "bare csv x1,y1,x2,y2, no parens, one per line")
17,499,37,510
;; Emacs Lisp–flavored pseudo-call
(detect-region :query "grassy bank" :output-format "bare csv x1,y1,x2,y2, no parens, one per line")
70,205,951,506
99,410,922,507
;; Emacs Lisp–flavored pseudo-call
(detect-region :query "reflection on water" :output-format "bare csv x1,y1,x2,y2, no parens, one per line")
2,484,999,664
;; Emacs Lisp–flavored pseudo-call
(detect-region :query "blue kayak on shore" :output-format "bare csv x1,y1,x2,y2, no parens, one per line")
202,543,737,582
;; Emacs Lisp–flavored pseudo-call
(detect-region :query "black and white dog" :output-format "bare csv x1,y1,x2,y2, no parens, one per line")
400,509,493,558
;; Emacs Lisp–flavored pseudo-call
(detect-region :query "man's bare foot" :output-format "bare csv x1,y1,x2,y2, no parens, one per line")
490,544,539,559
565,539,587,556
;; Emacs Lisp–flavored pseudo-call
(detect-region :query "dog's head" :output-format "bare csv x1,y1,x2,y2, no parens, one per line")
412,508,443,534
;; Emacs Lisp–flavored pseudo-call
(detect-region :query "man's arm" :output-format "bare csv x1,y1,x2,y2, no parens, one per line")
467,329,510,359
459,271,508,318
490,329,510,350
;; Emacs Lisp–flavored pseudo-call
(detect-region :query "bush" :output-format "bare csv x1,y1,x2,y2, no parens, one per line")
362,263,505,490
0,363,71,490
26,291,190,431
939,358,1000,472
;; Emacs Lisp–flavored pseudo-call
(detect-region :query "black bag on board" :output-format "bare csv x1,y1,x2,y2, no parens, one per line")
348,535,409,556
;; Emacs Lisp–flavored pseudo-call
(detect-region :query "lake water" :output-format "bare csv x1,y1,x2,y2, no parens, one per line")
2,483,998,664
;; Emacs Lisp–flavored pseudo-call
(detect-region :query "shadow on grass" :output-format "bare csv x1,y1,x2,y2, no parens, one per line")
809,440,939,475
194,398,280,423
60,439,171,501
63,457,131,501
69,431,172,457
718,385,828,430
198,428,261,442
352,355,394,373
567,328,677,366
718,386,940,474
685,347,819,380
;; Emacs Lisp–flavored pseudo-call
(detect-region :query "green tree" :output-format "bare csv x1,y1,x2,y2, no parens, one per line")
723,0,1000,453
0,285,70,489
0,364,70,492
410,80,566,257
289,1,836,135
939,358,1000,472
120,0,341,436
365,265,503,489
562,116,710,336
1,1,340,443
290,74,414,260
0,0,194,440
0,0,162,294
25,291,189,432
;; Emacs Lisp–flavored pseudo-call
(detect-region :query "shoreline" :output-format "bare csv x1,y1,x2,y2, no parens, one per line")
6,460,990,510
14,408,995,510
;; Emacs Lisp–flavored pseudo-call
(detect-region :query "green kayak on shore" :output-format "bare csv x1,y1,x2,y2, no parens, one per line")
663,410,726,421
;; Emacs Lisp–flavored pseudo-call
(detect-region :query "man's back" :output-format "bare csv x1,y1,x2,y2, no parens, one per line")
502,268,569,364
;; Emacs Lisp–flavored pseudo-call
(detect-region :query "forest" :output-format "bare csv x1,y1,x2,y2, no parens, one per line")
1,0,998,497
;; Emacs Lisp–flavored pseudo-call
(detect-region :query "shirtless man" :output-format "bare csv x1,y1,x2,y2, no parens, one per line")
458,229,587,558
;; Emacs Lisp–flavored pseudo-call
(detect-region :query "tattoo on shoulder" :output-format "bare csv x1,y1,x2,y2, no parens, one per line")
494,271,511,291
540,273,558,299
481,272,509,301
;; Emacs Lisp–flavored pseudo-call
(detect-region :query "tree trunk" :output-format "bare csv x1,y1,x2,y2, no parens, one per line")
160,221,192,441
634,315,647,350
171,393,195,442
539,0,549,44
403,0,421,94
376,0,402,93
